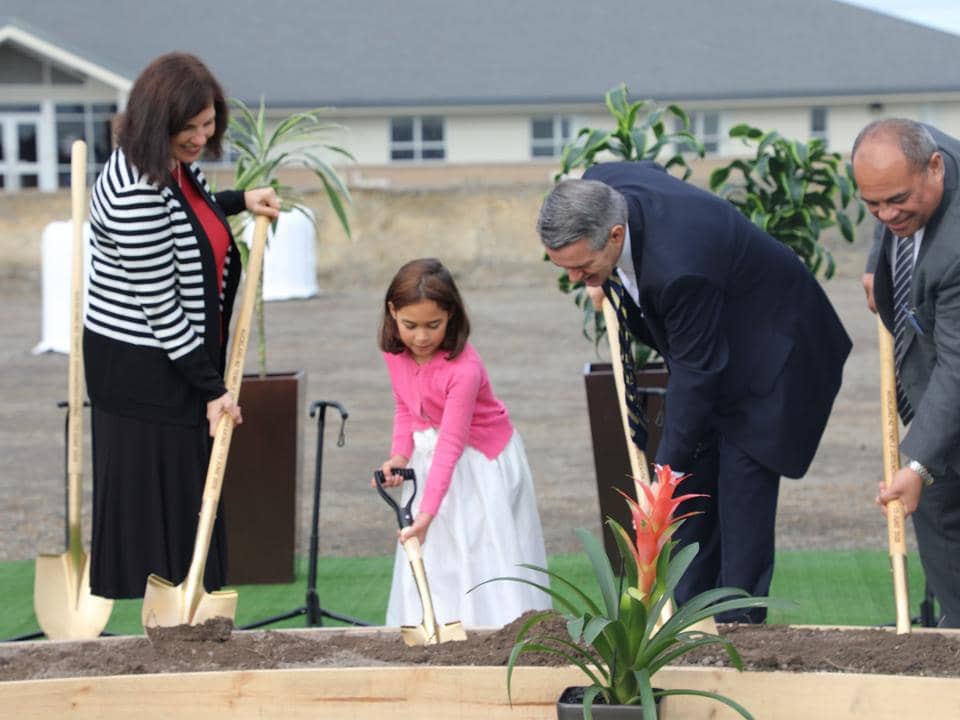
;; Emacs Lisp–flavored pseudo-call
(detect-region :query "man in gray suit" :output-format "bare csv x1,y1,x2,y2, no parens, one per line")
856,118,960,627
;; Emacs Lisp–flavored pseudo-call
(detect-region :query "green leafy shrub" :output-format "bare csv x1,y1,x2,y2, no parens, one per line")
709,124,865,280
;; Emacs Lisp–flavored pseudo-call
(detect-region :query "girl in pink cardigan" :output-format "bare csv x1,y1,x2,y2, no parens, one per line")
378,258,551,628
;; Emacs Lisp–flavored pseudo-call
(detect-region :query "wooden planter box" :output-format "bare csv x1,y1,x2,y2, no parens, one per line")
223,371,305,584
3,627,958,719
583,362,667,564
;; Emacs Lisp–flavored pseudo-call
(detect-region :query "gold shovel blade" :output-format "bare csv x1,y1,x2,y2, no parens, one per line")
400,536,468,646
401,624,434,646
400,620,467,646
34,550,113,640
141,573,238,628
438,621,467,642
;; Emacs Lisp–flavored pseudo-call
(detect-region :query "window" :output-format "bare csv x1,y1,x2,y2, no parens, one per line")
531,115,572,158
674,111,721,155
55,103,117,186
693,112,721,154
0,106,42,192
810,107,828,147
390,116,445,161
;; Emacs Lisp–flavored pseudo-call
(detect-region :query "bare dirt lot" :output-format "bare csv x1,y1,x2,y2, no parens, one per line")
0,237,899,565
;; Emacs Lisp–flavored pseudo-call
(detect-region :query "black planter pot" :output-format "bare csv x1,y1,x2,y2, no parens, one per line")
582,361,668,565
556,686,661,719
222,371,305,584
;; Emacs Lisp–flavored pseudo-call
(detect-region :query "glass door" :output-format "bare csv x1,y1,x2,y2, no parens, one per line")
0,113,42,191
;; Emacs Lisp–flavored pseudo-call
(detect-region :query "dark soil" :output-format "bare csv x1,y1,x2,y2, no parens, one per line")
3,614,959,682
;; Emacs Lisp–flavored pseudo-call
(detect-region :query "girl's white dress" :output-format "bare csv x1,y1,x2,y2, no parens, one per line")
385,428,552,628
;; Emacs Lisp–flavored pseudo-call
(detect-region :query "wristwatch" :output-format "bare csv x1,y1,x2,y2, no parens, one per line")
907,459,935,487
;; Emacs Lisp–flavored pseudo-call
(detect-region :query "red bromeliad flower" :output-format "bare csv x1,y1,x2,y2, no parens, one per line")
617,464,705,601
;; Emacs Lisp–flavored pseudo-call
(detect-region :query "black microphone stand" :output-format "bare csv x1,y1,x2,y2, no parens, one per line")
240,400,368,629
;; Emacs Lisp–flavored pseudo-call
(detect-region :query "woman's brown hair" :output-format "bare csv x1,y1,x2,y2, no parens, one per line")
379,258,470,359
116,52,228,185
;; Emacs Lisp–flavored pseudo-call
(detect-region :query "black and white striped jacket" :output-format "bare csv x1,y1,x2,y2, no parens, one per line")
83,147,244,425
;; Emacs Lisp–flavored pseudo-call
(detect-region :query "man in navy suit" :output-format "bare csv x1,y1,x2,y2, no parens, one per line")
538,161,851,621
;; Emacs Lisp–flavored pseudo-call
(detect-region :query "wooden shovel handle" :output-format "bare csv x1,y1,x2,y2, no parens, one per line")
183,215,270,598
600,297,651,496
222,216,269,400
877,315,911,634
67,140,87,558
601,293,683,626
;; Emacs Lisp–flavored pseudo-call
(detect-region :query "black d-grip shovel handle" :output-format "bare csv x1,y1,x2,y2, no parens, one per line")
374,468,417,529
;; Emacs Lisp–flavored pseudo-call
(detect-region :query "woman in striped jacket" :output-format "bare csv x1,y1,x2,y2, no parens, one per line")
83,53,280,599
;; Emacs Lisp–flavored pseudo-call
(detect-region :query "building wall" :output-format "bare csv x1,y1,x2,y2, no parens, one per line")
446,114,529,163
719,106,812,154
320,101,960,181
333,116,389,165
830,101,960,152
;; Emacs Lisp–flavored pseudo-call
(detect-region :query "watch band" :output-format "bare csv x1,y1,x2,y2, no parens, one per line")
907,459,935,487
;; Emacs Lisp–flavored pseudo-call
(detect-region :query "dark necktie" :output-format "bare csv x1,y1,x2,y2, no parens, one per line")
892,233,915,424
606,272,648,450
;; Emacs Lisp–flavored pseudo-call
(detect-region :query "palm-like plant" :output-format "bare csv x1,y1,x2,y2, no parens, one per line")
226,98,354,374
709,124,866,280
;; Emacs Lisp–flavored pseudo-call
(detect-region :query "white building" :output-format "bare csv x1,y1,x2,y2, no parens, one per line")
1,0,959,191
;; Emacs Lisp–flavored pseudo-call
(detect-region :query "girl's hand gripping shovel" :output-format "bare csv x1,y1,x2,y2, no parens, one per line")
374,469,466,646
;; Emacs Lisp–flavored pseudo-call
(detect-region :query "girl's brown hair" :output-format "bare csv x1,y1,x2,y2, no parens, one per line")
116,52,228,185
379,258,470,359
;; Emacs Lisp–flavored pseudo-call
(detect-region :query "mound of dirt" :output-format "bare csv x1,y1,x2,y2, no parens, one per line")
2,614,957,682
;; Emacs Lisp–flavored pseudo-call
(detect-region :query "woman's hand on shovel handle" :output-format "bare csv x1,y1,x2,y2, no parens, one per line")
877,467,923,517
373,455,409,487
244,187,281,219
400,512,433,546
207,391,242,437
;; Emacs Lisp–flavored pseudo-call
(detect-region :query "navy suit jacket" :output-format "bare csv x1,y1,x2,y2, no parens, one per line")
587,162,851,478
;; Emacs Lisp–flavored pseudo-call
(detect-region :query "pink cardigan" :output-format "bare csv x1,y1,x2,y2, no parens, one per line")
383,343,514,516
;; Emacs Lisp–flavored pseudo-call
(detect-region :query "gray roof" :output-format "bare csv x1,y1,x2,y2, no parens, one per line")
2,0,959,107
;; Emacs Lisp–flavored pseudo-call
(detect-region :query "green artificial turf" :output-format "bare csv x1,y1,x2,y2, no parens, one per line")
767,549,928,626
0,550,931,641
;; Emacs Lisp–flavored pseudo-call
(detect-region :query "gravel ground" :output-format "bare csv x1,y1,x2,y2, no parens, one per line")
0,253,905,564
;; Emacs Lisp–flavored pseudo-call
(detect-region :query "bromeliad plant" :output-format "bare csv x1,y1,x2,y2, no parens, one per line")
492,465,777,719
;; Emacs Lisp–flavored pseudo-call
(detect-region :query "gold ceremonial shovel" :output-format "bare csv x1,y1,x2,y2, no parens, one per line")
375,469,467,646
33,140,114,640
877,316,911,634
140,215,270,629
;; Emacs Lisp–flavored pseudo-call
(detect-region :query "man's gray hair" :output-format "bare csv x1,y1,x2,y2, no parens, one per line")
537,178,628,250
852,118,938,171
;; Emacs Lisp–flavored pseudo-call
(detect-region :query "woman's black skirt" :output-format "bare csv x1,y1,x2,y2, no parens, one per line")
89,407,227,599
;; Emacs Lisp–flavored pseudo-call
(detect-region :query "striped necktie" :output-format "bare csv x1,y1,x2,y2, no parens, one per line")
606,273,648,450
892,233,915,424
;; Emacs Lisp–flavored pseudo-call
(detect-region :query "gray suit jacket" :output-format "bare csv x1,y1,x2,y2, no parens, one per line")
869,126,960,478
